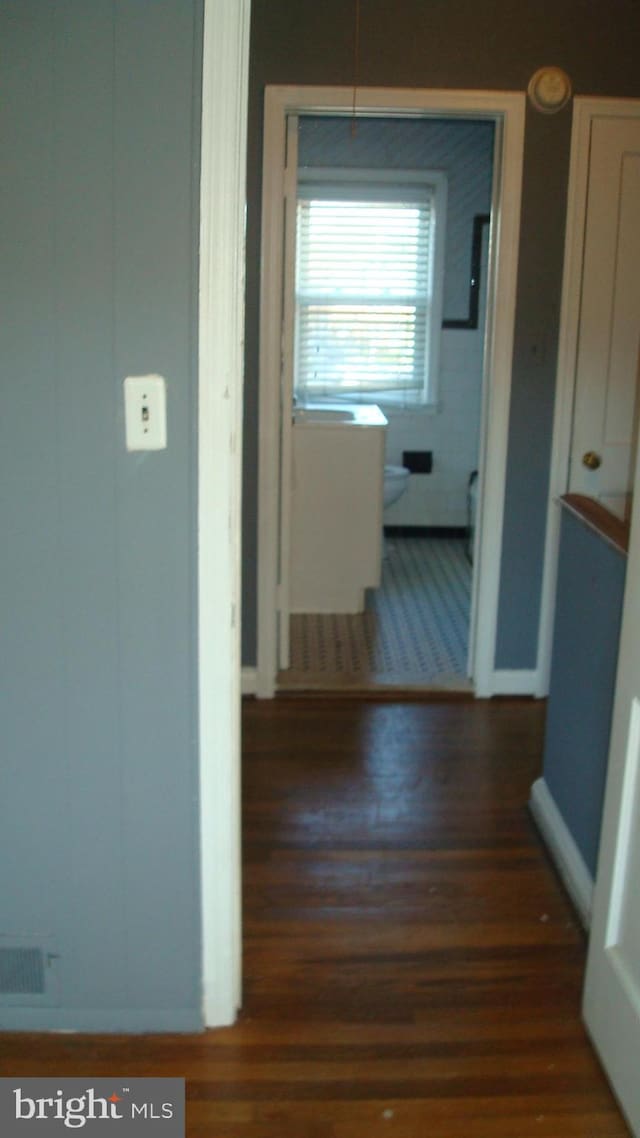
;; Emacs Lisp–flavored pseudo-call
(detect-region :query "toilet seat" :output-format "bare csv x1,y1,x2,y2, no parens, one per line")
385,464,409,479
383,464,410,507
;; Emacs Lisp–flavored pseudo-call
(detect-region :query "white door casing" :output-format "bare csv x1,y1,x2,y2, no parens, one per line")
198,0,250,1027
276,114,299,671
583,436,640,1137
537,98,640,696
256,86,526,699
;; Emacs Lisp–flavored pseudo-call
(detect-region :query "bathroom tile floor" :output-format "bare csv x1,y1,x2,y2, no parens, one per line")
279,534,472,692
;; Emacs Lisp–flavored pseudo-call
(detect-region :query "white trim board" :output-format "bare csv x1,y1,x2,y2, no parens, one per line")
256,86,526,701
241,667,258,696
198,0,251,1028
536,97,640,697
245,667,537,697
491,670,539,696
529,777,594,930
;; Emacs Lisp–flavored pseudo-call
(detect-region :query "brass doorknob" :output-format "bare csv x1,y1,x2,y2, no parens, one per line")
582,451,602,471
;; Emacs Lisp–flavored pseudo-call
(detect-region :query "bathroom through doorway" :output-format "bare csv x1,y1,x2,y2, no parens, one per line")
255,86,526,699
280,111,492,691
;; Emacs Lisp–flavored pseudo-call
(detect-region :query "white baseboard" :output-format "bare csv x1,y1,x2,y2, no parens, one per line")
490,668,539,696
245,665,538,698
529,777,594,929
241,666,257,695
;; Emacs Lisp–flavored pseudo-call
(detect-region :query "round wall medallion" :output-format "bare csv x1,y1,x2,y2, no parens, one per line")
527,67,572,114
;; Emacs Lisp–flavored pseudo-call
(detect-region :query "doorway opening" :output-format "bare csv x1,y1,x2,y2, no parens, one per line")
280,113,493,693
256,87,525,699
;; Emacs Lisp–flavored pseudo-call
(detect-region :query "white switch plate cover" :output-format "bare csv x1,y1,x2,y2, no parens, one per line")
124,374,167,451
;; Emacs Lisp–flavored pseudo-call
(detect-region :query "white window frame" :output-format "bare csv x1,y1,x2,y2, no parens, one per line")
295,168,447,409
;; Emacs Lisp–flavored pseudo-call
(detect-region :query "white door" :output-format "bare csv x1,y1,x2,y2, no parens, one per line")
569,117,640,518
583,436,640,1136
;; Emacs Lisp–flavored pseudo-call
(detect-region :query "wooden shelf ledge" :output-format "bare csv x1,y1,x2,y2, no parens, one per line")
560,493,630,556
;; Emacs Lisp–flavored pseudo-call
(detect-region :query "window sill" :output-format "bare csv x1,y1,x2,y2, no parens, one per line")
298,395,441,415
378,400,442,416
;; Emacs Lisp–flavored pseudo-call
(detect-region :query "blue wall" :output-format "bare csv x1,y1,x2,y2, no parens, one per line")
0,0,203,1031
543,509,626,876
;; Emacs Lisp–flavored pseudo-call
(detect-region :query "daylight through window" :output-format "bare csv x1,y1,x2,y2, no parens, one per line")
295,174,446,408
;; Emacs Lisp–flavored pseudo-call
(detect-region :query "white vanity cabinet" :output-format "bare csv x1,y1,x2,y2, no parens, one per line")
290,404,388,613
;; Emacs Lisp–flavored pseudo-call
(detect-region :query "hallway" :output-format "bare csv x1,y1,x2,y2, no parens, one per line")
1,698,629,1137
238,697,627,1137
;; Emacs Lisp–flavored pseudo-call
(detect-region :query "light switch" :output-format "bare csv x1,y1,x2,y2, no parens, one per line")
124,374,167,451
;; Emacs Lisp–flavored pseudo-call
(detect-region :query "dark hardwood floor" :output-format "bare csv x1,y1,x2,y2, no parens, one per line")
0,697,629,1137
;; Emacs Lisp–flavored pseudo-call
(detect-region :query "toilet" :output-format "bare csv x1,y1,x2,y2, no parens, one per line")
383,464,410,508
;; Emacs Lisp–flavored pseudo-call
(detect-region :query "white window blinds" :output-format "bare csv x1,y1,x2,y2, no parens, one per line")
295,178,443,406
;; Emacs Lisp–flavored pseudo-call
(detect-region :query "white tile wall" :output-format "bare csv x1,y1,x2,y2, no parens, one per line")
298,116,494,321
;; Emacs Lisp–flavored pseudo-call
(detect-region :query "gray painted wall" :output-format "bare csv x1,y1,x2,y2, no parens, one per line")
241,0,640,668
543,510,626,876
0,0,203,1031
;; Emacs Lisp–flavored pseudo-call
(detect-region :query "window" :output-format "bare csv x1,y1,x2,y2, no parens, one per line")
294,170,447,408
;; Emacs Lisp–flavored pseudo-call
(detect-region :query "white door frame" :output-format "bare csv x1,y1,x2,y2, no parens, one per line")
537,97,640,697
256,85,526,699
197,0,250,1027
583,433,640,1135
